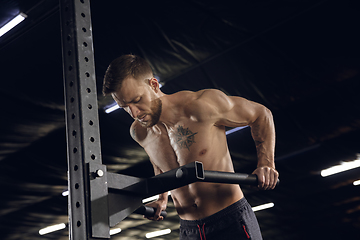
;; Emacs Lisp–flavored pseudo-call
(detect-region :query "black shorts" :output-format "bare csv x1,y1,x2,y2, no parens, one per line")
179,198,263,240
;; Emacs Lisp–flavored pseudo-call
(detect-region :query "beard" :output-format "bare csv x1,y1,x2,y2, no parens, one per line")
140,98,162,128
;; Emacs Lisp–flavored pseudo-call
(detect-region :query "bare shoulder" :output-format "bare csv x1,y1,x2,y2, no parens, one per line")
172,89,230,105
173,89,267,126
197,89,232,105
190,89,234,113
130,121,148,144
170,89,233,121
171,90,197,103
197,89,262,112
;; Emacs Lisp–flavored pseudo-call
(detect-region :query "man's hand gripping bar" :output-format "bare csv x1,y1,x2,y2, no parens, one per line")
134,205,168,219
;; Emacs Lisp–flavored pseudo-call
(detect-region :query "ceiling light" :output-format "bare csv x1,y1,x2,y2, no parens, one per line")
39,223,66,235
146,229,171,239
353,180,360,186
110,228,121,235
0,13,27,37
252,202,274,212
321,159,360,177
226,126,248,135
142,195,159,204
105,103,120,114
142,192,170,203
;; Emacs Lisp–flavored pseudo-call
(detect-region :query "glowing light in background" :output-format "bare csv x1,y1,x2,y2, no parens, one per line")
39,223,66,235
225,126,248,135
252,202,274,212
353,180,360,186
110,228,122,235
146,229,171,238
321,159,360,177
0,13,27,37
105,103,120,113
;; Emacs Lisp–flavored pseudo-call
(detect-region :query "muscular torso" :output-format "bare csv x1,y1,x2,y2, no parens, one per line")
132,91,244,220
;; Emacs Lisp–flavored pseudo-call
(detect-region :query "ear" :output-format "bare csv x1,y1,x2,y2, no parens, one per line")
148,78,159,92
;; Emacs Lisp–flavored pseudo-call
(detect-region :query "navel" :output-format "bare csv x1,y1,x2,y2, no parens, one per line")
199,149,207,156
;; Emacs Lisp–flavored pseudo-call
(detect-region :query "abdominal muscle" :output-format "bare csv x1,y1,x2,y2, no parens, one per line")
171,149,244,220
171,181,243,220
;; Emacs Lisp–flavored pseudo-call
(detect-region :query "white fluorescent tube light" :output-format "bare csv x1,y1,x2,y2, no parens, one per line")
0,13,27,37
39,223,66,235
110,228,121,235
321,159,360,177
142,192,170,203
252,202,274,212
142,195,159,204
226,126,248,135
146,229,171,239
62,190,69,196
353,180,360,186
105,104,120,113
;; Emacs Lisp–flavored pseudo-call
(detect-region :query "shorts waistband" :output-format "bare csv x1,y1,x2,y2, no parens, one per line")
180,197,249,227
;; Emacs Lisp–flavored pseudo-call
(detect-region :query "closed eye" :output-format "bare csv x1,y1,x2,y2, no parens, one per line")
133,97,141,104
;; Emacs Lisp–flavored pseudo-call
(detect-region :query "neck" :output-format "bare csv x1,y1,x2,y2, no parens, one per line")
156,89,166,98
155,94,179,127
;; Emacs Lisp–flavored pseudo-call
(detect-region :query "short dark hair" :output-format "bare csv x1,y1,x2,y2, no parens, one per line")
102,54,154,96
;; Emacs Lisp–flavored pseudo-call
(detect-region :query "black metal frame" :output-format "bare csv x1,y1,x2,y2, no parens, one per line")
60,0,105,238
89,161,262,237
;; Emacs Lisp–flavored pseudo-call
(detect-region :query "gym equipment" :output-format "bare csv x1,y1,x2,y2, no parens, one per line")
89,161,279,237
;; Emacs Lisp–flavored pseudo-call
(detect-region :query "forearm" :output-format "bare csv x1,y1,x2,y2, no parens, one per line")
158,192,169,203
151,160,169,204
250,107,275,168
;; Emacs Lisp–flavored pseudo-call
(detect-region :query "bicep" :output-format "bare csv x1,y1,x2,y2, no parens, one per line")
219,96,267,127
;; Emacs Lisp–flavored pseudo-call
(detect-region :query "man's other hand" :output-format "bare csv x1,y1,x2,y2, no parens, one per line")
252,166,279,190
144,199,167,221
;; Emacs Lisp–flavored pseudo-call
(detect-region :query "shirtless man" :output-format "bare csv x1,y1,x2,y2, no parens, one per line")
103,54,279,240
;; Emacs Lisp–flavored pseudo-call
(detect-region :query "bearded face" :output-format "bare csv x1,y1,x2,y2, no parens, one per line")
112,76,163,128
138,97,162,128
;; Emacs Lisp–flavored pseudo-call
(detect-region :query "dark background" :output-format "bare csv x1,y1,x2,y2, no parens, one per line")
0,0,360,239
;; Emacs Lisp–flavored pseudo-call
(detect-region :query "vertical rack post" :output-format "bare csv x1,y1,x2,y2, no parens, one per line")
60,0,109,239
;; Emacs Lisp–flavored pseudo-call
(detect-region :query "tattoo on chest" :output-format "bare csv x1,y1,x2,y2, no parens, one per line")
174,125,198,151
